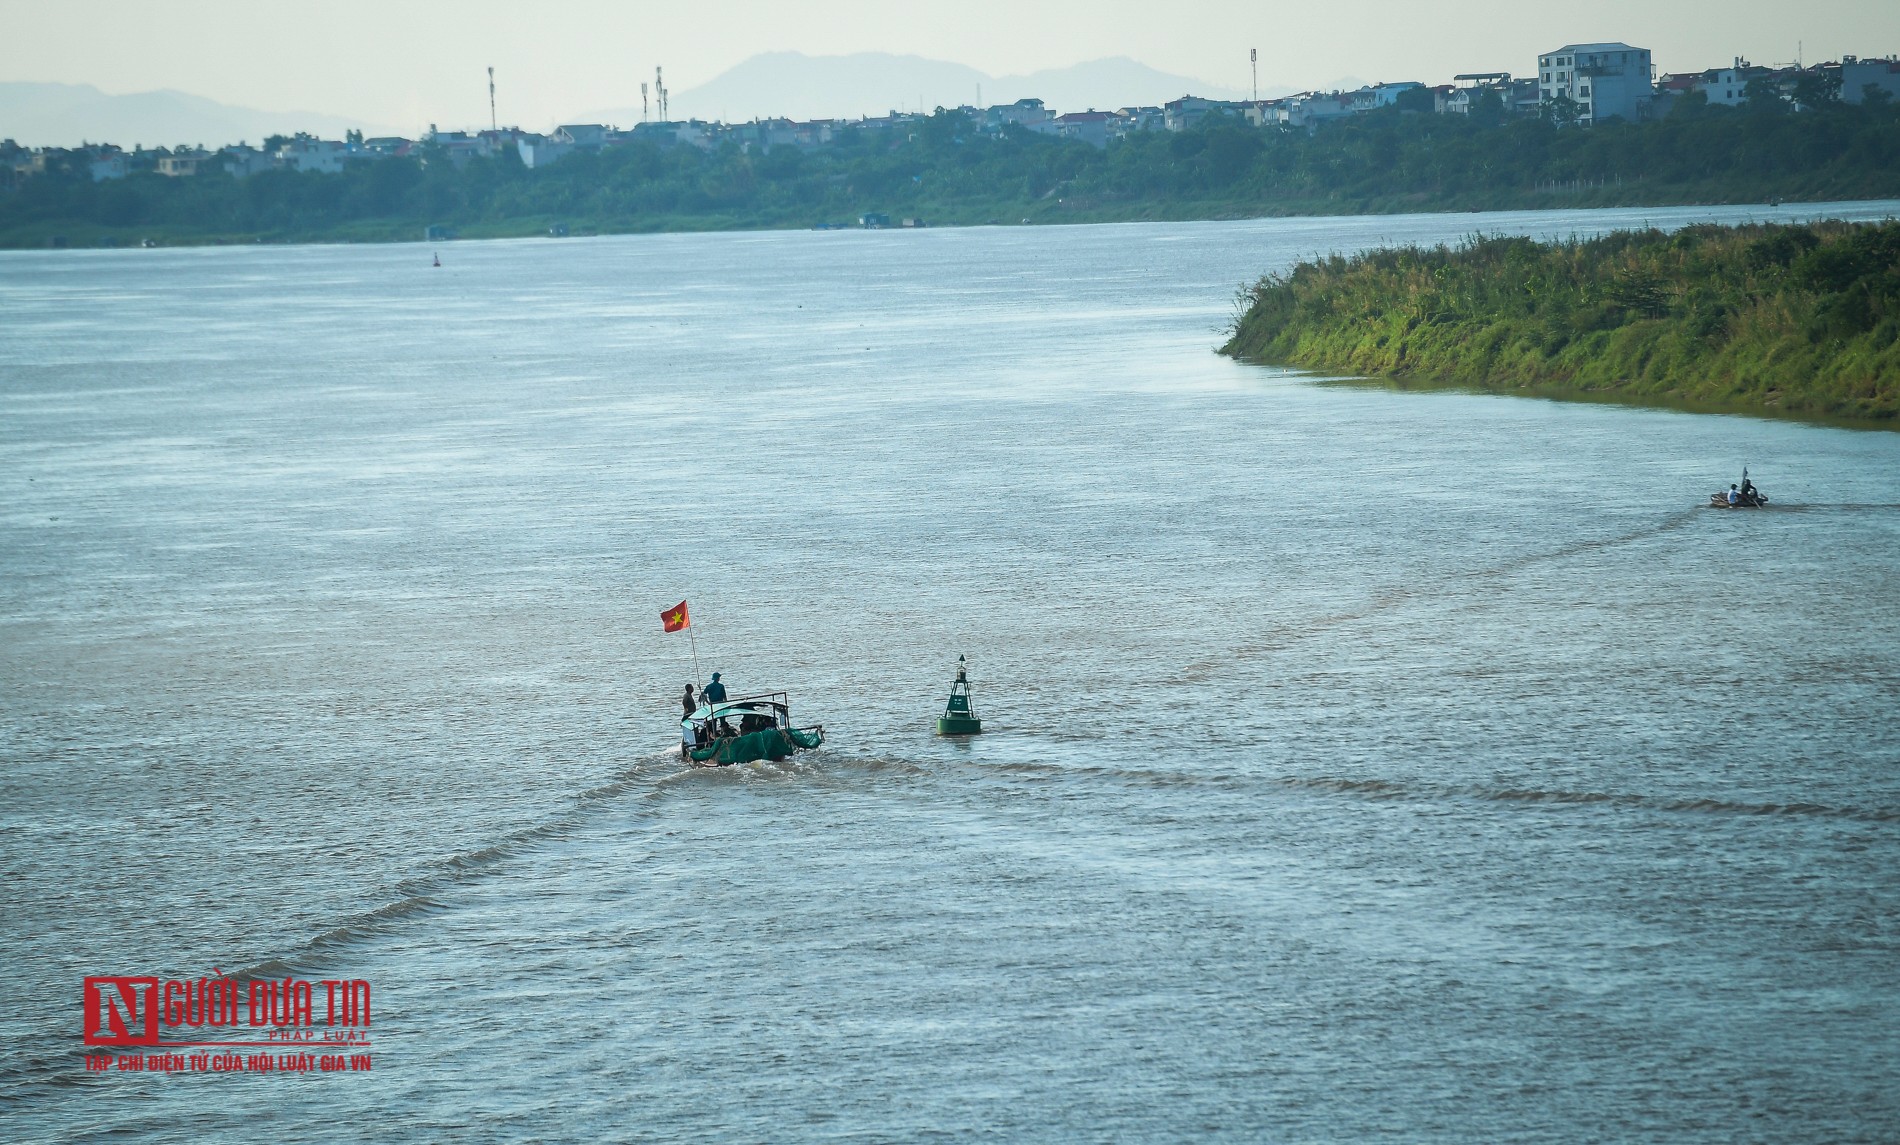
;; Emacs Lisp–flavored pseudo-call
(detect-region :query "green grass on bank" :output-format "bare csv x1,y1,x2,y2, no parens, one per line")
1221,221,1900,426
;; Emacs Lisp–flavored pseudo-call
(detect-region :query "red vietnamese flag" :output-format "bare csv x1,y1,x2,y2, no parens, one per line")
661,601,690,632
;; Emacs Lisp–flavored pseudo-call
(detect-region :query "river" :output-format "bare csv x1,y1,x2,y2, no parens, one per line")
3,202,1898,1142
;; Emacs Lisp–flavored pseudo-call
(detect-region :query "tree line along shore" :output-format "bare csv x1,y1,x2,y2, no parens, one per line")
2,97,1899,247
1220,220,1900,427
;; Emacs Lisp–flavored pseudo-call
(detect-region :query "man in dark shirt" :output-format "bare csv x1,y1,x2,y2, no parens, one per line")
703,672,727,704
681,684,697,717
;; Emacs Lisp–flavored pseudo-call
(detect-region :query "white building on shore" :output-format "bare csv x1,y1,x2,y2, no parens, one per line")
1843,56,1900,104
1538,42,1654,123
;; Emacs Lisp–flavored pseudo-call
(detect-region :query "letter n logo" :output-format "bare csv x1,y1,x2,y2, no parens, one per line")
84,977,159,1046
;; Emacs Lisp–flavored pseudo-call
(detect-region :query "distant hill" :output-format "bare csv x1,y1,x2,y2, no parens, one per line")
588,52,1279,124
0,82,396,148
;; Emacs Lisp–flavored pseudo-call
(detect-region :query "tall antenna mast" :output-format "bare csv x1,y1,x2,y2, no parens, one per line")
641,82,649,123
1251,48,1258,102
488,66,497,131
656,66,665,121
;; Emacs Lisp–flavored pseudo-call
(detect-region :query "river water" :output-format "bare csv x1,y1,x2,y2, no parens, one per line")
3,203,1898,1142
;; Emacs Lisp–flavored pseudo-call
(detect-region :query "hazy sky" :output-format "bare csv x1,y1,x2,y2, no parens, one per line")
2,0,1895,131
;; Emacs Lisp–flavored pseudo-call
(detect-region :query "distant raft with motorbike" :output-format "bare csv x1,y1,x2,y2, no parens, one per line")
1708,469,1768,509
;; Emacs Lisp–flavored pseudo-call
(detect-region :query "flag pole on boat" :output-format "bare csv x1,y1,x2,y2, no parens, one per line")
661,599,701,692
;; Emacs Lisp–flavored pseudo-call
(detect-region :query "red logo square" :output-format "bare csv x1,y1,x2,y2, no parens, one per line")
83,977,159,1046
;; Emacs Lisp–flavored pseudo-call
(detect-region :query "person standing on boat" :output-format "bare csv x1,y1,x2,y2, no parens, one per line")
703,672,727,704
681,684,705,757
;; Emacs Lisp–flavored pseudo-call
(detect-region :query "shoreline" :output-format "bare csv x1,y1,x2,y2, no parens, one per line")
7,192,1900,252
1277,371,1900,433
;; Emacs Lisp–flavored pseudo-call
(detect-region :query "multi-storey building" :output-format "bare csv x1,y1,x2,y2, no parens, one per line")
275,136,349,174
1162,96,1251,131
1347,81,1425,111
1843,56,1900,104
1051,111,1115,147
1538,42,1654,123
155,149,213,176
1700,60,1753,106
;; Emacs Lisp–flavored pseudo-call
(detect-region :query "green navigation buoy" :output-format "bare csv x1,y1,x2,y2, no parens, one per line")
936,654,983,735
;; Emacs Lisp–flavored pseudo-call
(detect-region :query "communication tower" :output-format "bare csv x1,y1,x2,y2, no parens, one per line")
488,67,497,131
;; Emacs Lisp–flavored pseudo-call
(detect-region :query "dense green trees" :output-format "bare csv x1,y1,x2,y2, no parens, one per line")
3,98,1898,246
1220,221,1900,424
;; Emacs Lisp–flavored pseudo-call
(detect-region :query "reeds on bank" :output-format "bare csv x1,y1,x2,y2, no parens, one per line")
1222,221,1900,425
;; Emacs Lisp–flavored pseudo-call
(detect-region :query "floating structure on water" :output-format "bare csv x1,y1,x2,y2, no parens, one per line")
937,654,983,736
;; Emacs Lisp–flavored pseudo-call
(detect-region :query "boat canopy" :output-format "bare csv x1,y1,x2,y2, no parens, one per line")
683,692,790,730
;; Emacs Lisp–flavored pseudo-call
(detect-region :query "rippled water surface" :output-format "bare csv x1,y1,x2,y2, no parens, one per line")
4,204,1899,1142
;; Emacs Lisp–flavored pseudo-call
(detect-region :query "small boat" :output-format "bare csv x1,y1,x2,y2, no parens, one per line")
681,691,824,766
1708,468,1768,509
936,654,982,735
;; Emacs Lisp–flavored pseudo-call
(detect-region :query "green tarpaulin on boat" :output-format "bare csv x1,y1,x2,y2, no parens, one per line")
690,726,824,765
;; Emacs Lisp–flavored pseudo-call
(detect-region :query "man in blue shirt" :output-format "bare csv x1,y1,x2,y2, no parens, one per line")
703,672,727,704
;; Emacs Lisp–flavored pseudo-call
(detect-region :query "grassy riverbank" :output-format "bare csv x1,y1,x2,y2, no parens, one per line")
5,98,1900,248
1221,221,1900,426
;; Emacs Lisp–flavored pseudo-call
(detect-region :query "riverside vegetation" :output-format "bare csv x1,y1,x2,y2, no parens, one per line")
1220,220,1900,425
3,94,1900,246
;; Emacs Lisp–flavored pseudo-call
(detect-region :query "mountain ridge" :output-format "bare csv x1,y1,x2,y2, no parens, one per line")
3,54,1347,149
0,82,396,148
589,52,1287,125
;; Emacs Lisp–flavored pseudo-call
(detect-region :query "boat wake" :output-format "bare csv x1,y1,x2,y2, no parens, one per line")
227,743,905,984
1174,510,1700,683
2,745,879,1105
228,752,695,983
963,757,1898,824
1279,774,1900,822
